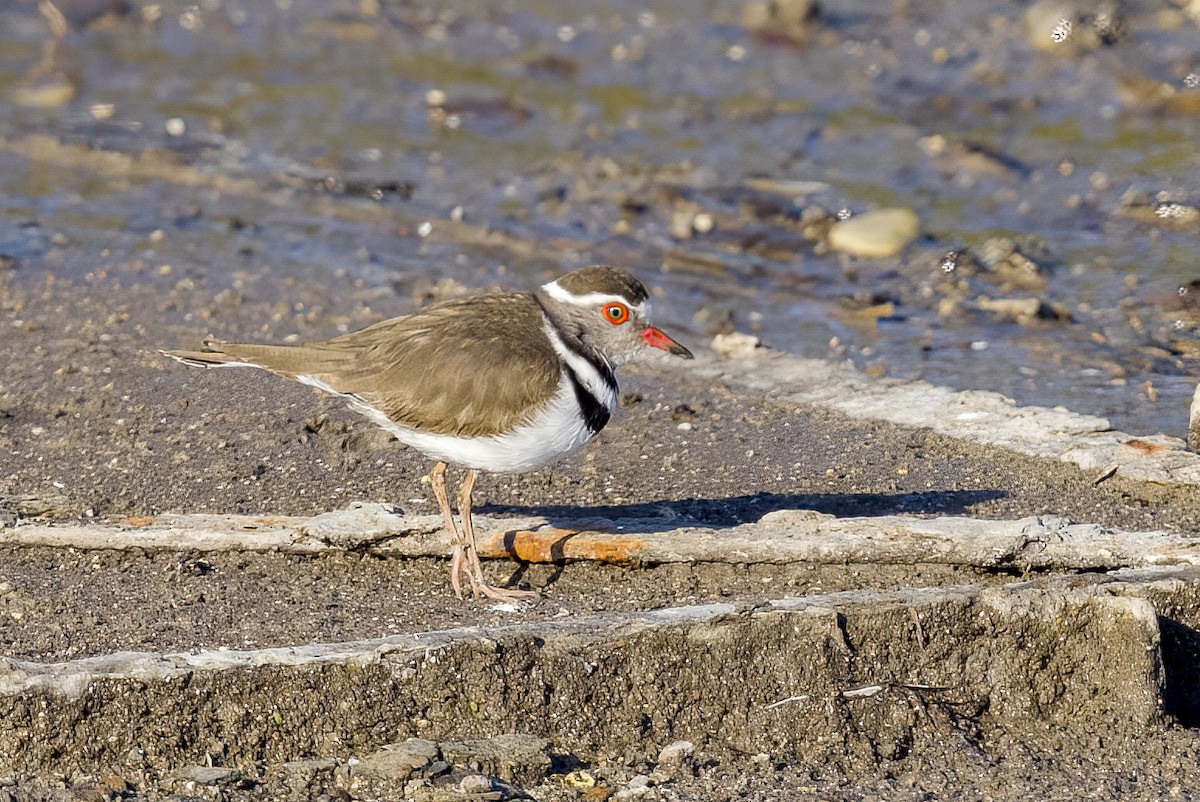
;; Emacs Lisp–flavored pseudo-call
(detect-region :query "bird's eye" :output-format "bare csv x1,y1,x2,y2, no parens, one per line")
602,303,629,325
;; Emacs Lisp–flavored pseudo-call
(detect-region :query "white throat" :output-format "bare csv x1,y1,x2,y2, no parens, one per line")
541,318,618,407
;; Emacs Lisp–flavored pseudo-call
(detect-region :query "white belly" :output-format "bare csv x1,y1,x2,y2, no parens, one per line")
342,375,607,473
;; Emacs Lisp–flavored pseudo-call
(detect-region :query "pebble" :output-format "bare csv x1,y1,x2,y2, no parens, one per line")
974,238,1048,290
173,766,241,786
656,740,695,764
1021,0,1122,52
826,208,919,258
439,734,551,784
352,738,439,780
280,758,338,775
1118,191,1200,229
975,297,1044,323
459,773,494,794
13,79,76,108
711,331,764,359
564,769,596,788
615,773,653,799
742,0,819,41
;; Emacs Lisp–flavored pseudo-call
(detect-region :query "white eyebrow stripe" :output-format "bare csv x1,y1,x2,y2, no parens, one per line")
541,279,647,316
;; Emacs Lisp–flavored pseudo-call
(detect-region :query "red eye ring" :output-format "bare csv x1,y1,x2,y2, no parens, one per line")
602,303,630,325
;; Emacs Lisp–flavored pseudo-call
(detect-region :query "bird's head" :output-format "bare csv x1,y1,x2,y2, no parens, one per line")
538,266,693,364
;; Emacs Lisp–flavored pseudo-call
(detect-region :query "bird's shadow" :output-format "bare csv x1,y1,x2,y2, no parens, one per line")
479,488,1006,589
482,488,1007,532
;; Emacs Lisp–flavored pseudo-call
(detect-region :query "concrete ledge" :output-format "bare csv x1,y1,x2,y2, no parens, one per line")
677,351,1200,486
6,503,1199,572
0,570,1183,778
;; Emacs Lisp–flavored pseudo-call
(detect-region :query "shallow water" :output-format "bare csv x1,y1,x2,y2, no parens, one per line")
1,0,1198,436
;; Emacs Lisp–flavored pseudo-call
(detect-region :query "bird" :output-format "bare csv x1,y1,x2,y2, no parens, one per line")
163,266,693,601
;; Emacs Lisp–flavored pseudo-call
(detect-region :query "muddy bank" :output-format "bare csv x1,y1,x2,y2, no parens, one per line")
1,572,1199,800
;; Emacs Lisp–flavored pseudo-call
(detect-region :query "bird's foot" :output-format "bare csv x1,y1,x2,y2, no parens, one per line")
468,577,540,602
449,544,535,601
461,542,538,601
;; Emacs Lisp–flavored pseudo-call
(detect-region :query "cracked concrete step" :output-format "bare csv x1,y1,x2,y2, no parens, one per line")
5,503,1199,571
675,350,1200,486
1,568,1194,780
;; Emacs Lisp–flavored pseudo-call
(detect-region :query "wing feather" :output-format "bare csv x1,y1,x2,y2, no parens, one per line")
297,293,563,437
168,293,563,438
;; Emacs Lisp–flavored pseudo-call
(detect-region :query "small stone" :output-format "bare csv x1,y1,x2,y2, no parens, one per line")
670,404,697,421
1021,0,1121,52
614,773,653,799
974,238,1048,290
353,738,439,781
670,210,696,240
173,766,241,786
459,774,494,794
656,740,694,764
711,331,764,359
281,758,338,776
975,297,1043,322
440,734,550,785
564,769,596,789
742,0,819,42
826,208,919,258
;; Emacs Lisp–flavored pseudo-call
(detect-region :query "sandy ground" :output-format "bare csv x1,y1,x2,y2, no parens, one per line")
5,275,1197,534
3,273,1200,800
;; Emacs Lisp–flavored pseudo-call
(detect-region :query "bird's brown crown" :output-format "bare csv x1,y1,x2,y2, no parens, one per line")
553,266,649,304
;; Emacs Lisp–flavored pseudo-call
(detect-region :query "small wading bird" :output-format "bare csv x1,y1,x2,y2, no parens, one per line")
164,266,692,600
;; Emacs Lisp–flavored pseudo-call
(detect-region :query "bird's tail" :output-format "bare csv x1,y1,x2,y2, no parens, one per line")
160,341,345,380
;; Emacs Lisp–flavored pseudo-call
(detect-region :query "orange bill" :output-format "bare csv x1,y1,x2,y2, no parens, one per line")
641,326,693,358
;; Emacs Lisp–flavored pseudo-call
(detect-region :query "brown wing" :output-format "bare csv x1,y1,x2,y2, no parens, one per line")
217,292,562,438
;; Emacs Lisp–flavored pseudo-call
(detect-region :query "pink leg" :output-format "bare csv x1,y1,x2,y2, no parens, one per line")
457,469,538,601
429,462,467,599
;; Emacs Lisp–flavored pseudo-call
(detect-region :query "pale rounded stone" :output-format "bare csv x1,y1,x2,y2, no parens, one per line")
711,331,764,359
657,740,695,764
827,208,920,258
